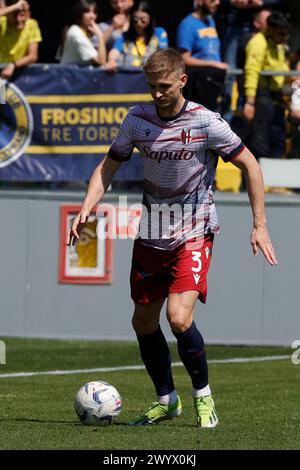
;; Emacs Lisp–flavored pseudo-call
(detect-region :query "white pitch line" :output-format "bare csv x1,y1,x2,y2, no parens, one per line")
0,355,290,379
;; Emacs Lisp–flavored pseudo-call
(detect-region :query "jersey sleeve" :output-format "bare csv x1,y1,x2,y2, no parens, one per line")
28,19,42,43
112,34,125,53
75,38,97,62
176,17,194,52
155,27,169,48
108,108,135,162
206,113,245,162
244,33,267,98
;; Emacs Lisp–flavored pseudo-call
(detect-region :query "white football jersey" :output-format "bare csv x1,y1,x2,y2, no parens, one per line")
108,100,244,250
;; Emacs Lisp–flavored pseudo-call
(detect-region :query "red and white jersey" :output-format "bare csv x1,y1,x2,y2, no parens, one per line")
108,100,244,250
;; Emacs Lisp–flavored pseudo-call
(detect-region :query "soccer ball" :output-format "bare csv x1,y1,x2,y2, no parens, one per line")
74,381,122,425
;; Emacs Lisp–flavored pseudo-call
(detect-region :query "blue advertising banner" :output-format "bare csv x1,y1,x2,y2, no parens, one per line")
0,65,149,181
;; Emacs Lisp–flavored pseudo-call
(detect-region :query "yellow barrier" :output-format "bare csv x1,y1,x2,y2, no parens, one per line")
215,157,242,193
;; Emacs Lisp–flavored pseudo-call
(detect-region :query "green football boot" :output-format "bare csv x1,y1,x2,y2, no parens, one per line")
128,395,182,425
194,395,218,428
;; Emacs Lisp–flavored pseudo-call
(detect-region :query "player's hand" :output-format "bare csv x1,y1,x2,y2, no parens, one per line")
112,13,127,30
87,20,102,37
230,0,250,8
249,0,263,7
103,59,118,73
67,210,89,246
243,102,255,121
15,0,28,10
0,63,15,79
251,226,278,266
210,61,229,70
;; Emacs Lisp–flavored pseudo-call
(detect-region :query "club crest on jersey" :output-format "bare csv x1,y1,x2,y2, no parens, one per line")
181,128,192,145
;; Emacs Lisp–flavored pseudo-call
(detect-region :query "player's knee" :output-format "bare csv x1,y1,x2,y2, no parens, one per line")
167,308,193,334
131,315,142,333
132,312,157,335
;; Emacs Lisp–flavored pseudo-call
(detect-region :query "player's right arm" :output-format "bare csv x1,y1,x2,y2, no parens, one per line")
67,156,122,246
67,106,135,245
231,147,278,266
0,0,28,17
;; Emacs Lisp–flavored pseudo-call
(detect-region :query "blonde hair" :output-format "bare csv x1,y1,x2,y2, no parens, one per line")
143,48,185,78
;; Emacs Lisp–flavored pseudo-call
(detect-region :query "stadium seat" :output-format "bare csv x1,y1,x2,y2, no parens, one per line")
215,157,242,193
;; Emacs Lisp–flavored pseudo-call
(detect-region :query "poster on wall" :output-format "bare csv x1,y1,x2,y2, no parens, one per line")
59,205,113,284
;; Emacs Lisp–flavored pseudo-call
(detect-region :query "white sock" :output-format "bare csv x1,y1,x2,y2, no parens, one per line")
192,384,211,398
157,390,178,405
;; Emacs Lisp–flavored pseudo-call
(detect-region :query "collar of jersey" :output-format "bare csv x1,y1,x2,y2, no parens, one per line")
156,99,188,122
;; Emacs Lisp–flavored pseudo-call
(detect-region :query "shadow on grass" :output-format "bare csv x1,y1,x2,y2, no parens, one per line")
0,418,197,429
0,418,81,425
113,422,198,429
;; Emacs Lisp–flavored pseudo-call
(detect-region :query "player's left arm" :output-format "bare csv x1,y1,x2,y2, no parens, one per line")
0,0,28,17
16,42,39,67
231,146,278,266
0,42,39,78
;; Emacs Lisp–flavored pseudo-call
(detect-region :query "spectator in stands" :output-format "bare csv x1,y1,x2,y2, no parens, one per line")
105,1,168,71
231,8,271,143
289,53,300,157
96,0,134,53
236,9,272,108
176,0,228,111
243,11,290,159
237,8,272,74
60,0,106,66
290,54,300,119
0,0,42,79
177,0,227,70
217,0,285,122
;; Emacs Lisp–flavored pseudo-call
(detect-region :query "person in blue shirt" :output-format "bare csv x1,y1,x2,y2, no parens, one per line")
176,0,228,111
105,0,168,71
176,0,228,70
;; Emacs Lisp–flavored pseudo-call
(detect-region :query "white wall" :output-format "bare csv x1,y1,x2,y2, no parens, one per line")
0,190,299,346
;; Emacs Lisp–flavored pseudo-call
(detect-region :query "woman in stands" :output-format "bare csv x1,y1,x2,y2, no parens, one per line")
105,1,168,71
60,0,106,66
97,0,134,52
0,0,41,79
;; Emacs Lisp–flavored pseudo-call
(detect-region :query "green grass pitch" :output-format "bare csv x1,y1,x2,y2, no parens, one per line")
0,338,299,450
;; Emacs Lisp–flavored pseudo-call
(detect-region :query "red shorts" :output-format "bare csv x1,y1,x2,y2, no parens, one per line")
130,234,214,305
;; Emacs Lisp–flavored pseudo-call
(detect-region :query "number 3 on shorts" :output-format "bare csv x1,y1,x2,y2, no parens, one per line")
192,251,202,273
